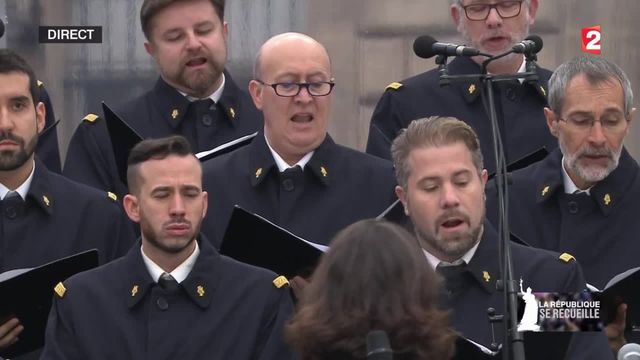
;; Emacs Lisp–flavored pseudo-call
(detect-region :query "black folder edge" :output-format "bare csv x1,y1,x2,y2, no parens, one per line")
219,205,326,279
588,267,640,328
39,118,61,140
488,147,549,180
195,132,258,162
0,249,99,357
102,102,144,186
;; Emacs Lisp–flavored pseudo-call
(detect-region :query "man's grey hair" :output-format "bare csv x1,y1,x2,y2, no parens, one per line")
548,55,634,116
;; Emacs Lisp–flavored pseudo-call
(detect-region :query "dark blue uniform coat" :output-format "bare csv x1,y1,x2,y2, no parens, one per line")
366,56,557,173
486,148,640,289
41,237,297,360
63,73,262,199
447,222,611,359
201,133,397,248
36,84,62,174
1,158,134,271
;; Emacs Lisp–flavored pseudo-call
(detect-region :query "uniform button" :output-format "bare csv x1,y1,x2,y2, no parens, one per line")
282,178,295,191
505,87,517,101
4,206,17,219
156,297,169,310
201,114,213,126
568,201,579,214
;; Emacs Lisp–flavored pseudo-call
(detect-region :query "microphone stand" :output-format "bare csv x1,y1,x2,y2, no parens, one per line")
438,51,540,360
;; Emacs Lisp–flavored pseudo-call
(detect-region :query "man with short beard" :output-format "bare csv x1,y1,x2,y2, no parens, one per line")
392,116,612,359
486,55,637,353
0,49,135,358
41,136,295,360
367,0,556,174
64,0,262,200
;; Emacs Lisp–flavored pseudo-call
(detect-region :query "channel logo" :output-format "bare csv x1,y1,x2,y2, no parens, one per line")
581,25,601,55
39,26,102,44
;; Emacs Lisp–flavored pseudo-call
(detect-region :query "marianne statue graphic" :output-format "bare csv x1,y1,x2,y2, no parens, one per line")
517,278,541,332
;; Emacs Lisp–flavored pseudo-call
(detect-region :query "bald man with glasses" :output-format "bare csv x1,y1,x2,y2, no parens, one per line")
200,32,397,250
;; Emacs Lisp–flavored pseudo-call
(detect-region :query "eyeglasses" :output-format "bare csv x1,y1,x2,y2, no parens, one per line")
256,80,335,97
557,115,629,132
462,1,523,21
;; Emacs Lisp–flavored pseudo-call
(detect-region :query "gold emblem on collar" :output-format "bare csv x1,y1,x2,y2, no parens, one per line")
131,285,139,297
255,168,263,178
229,107,236,119
197,285,205,297
273,276,289,289
43,195,51,206
539,86,546,96
468,84,476,94
171,109,179,119
604,194,611,206
482,271,491,282
54,282,66,298
541,185,550,196
320,166,328,177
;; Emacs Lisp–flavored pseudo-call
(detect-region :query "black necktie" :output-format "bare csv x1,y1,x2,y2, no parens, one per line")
158,272,179,292
191,99,215,127
436,263,468,296
2,191,23,220
280,165,303,192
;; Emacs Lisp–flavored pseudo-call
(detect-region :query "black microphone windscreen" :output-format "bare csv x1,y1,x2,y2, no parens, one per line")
413,35,438,59
0,18,5,39
525,34,543,54
366,330,393,360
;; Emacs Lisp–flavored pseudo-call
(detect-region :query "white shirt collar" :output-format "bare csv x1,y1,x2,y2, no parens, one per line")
0,160,36,200
423,240,481,271
264,134,314,172
141,240,200,283
561,157,592,195
180,73,226,103
487,56,526,83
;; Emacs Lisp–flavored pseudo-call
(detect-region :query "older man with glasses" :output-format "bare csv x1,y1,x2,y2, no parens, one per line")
366,0,556,175
486,55,637,355
200,32,397,251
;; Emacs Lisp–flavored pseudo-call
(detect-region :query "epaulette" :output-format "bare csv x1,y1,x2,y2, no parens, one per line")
83,113,99,123
107,192,118,201
54,282,67,298
385,81,403,91
558,253,576,263
37,80,44,87
272,275,289,289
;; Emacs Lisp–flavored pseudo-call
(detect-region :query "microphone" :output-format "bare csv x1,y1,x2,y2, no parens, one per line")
512,35,543,55
413,35,482,59
0,18,5,39
366,330,393,360
619,343,640,360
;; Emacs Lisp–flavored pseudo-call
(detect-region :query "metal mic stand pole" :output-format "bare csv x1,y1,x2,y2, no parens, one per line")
437,51,539,360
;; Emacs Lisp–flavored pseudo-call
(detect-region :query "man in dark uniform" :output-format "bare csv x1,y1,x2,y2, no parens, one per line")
41,136,296,360
35,83,62,173
391,116,612,359
63,0,262,199
201,32,397,248
367,0,556,174
0,49,135,357
485,56,636,354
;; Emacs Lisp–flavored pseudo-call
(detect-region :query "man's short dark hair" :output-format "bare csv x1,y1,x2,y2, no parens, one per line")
0,49,39,105
140,0,225,40
126,135,196,193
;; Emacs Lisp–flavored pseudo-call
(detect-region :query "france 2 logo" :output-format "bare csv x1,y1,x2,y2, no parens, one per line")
581,25,601,55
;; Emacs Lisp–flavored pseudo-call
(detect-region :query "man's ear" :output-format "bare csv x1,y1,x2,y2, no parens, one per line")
395,185,410,216
544,107,559,137
123,194,141,223
248,80,264,110
35,102,46,133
